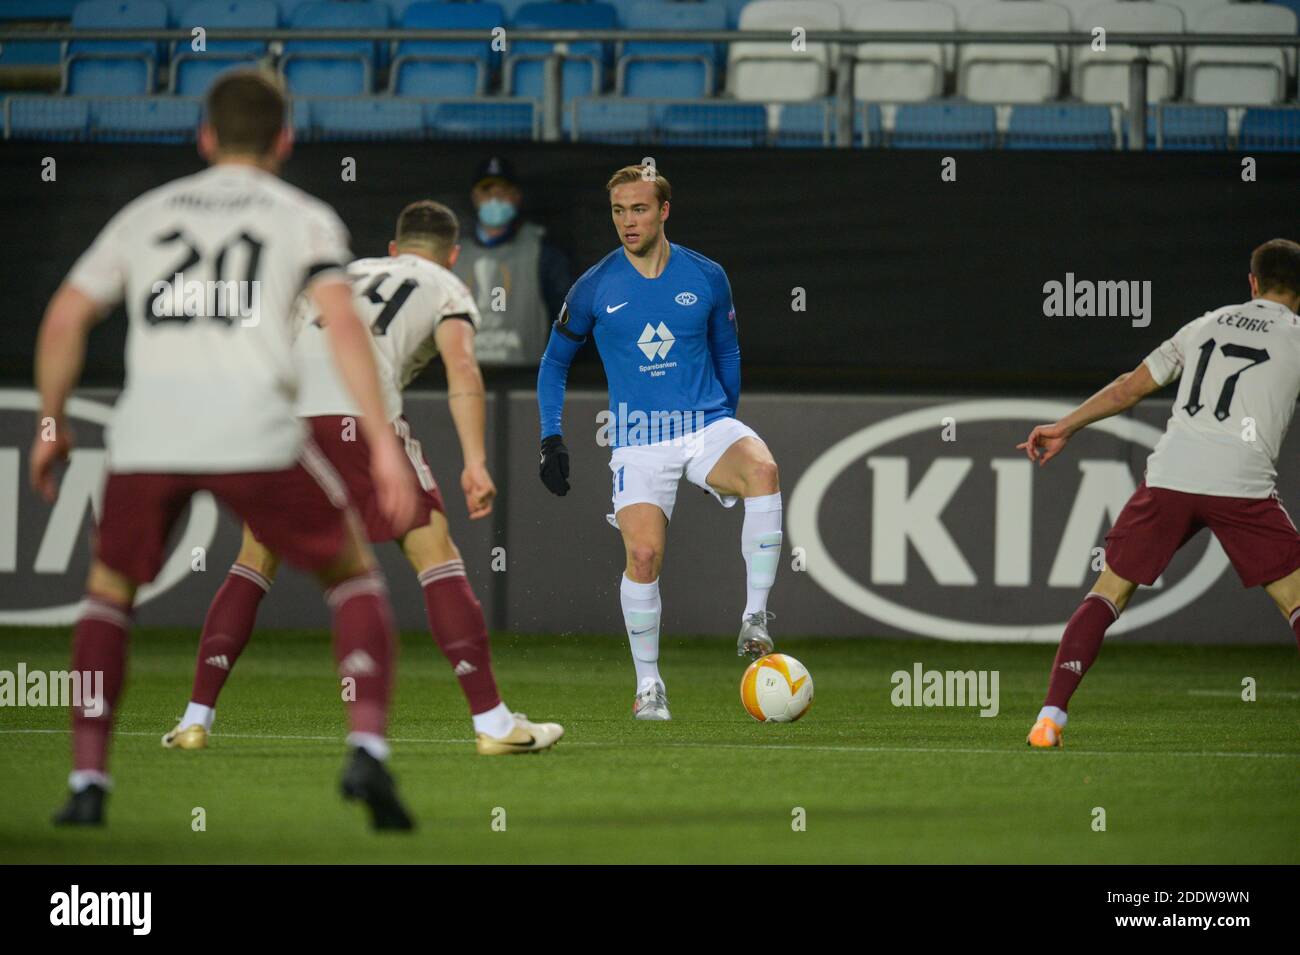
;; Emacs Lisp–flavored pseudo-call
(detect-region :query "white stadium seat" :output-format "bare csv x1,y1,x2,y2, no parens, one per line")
850,1,957,101
958,1,1072,103
1185,3,1297,105
728,0,843,101
1164,0,1235,30
1072,2,1185,104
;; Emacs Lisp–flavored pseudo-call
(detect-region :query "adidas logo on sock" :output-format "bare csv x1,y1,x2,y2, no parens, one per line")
205,654,230,671
339,650,377,677
454,660,478,677
1060,660,1084,675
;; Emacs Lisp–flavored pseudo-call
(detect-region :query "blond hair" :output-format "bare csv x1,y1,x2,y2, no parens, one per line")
605,165,671,205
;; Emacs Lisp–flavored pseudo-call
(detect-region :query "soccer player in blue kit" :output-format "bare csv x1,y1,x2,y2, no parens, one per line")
536,165,784,720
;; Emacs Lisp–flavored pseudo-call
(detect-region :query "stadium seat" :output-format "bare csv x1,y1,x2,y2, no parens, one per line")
506,2,617,102
64,0,169,94
424,99,537,139
1164,0,1231,29
569,97,656,142
958,1,1070,103
171,0,278,96
849,2,955,103
1266,0,1300,23
618,0,725,98
657,101,768,145
771,99,881,146
1238,106,1300,151
281,1,388,96
890,101,997,148
1072,2,1183,105
313,97,425,139
1005,103,1117,149
0,1,81,17
729,0,842,102
1186,4,1296,105
288,95,312,138
1145,104,1228,149
5,94,91,139
392,2,504,97
91,96,202,141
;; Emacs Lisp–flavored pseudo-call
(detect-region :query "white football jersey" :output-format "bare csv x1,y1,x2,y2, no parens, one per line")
65,163,352,473
293,253,481,422
1143,298,1300,498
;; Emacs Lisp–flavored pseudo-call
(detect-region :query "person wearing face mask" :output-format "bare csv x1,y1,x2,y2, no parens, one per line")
453,156,572,367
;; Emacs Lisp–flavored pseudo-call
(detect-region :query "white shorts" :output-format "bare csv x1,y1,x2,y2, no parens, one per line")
606,416,760,527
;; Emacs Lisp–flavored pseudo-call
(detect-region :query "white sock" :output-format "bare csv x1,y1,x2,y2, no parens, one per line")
1037,705,1068,727
182,701,215,732
347,731,390,761
741,493,783,619
621,574,662,688
68,769,111,793
472,701,515,738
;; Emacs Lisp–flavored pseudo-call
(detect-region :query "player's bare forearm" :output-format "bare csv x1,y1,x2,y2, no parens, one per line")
34,285,101,421
1058,363,1161,437
314,280,392,446
436,321,488,467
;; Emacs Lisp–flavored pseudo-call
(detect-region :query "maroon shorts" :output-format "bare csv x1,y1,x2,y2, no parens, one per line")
1105,481,1300,588
307,415,444,543
95,455,352,584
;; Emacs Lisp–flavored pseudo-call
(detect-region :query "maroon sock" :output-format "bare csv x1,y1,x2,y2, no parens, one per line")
1289,607,1300,653
70,596,132,774
328,573,395,737
419,559,502,716
1044,593,1119,712
191,564,270,707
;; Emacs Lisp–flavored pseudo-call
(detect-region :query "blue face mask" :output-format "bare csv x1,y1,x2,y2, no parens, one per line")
478,198,517,229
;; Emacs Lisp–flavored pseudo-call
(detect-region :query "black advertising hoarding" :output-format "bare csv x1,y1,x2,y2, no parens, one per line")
2,388,1295,648
1,142,1297,392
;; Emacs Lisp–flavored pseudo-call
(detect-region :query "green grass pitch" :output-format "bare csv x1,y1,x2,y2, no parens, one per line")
1,627,1297,864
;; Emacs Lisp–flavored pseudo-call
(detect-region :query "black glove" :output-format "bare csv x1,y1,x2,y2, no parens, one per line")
539,434,570,496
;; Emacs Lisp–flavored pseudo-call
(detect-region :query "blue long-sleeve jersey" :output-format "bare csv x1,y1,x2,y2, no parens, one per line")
537,243,740,448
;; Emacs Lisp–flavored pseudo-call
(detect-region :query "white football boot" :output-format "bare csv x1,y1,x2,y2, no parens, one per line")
632,678,671,721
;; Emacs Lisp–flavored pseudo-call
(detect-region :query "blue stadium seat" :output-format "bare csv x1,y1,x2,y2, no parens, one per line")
1145,105,1228,151
172,0,278,95
0,1,81,18
91,96,201,141
569,97,655,143
424,100,536,139
282,1,388,96
891,103,996,150
379,0,426,20
1005,105,1116,151
618,0,725,98
288,95,312,138
64,0,169,94
657,101,767,146
5,94,91,139
313,97,424,139
1239,107,1300,152
0,41,63,68
391,2,504,97
506,2,617,101
773,100,880,148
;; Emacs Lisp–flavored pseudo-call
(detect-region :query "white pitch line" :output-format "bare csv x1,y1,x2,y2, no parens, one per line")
0,728,1295,760
1188,689,1300,699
